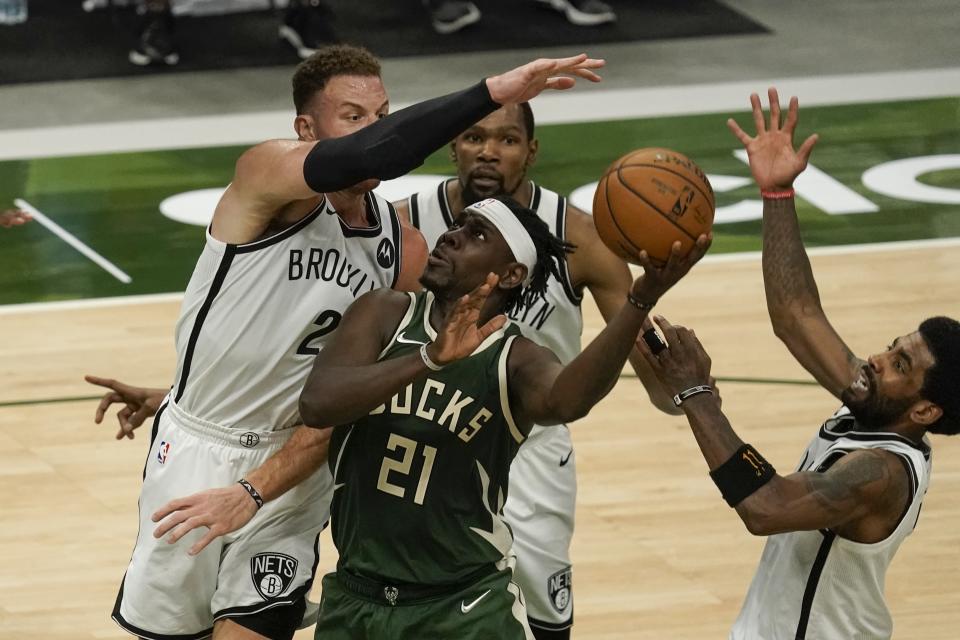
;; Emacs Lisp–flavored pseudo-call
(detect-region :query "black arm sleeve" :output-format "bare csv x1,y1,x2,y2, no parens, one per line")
302,80,498,193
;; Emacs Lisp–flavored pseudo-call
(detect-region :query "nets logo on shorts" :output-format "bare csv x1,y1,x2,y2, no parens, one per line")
239,432,260,448
157,441,171,464
548,566,572,614
250,552,299,600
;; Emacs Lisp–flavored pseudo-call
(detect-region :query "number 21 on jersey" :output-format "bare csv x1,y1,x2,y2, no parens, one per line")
376,433,437,505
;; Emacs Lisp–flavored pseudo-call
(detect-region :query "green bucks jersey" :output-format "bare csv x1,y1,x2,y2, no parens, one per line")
329,291,527,585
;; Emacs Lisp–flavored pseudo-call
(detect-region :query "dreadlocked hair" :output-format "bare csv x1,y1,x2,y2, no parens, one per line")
488,195,576,316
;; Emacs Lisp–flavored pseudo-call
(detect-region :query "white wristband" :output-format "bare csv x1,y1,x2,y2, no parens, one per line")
672,384,713,407
420,343,445,371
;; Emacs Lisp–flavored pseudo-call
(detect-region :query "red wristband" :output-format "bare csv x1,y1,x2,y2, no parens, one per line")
760,188,795,200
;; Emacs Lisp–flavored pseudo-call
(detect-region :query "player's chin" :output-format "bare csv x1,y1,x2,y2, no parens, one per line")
466,180,503,201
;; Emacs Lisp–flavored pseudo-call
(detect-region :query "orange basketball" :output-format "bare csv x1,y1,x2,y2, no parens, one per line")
592,148,715,265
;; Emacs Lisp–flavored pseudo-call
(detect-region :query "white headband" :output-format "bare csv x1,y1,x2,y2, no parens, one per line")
465,198,537,286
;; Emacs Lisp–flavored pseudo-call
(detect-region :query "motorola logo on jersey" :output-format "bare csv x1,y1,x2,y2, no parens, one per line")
250,552,298,600
548,566,572,613
376,238,396,269
239,432,260,448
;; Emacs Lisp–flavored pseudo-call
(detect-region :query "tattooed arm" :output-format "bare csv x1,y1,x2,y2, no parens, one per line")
728,88,863,397
636,324,909,544
735,447,911,542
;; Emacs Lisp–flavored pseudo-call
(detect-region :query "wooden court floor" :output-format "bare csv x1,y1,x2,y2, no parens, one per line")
1,243,958,639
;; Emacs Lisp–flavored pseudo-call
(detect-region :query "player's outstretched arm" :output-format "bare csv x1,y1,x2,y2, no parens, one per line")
636,315,908,540
564,207,681,415
515,236,710,427
728,88,862,397
150,425,331,556
214,54,604,244
85,375,167,440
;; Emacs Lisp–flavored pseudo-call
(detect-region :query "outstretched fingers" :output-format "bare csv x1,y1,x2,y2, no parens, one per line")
783,95,800,134
726,118,753,146
750,93,766,135
797,133,820,164
767,87,781,131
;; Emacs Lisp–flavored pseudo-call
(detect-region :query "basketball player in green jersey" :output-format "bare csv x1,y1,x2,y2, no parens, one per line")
298,195,711,638
396,103,682,638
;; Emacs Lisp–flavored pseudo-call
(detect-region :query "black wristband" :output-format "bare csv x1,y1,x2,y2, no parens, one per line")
237,479,264,509
627,292,657,311
709,444,776,507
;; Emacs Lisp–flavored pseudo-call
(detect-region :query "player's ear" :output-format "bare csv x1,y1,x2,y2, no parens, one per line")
910,399,943,427
449,140,458,164
526,139,539,168
294,115,315,142
499,263,526,290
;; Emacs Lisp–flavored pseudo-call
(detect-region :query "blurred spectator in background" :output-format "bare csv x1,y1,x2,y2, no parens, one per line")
129,0,335,66
0,209,32,228
424,0,616,35
0,0,28,25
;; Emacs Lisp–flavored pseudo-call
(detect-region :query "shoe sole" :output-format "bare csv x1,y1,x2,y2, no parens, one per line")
278,24,315,59
432,4,481,35
533,0,615,26
128,50,179,66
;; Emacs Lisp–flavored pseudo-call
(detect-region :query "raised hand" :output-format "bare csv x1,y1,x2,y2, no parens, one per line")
727,88,819,191
426,273,507,366
485,53,604,105
85,375,167,440
630,234,712,306
636,315,715,397
152,484,259,556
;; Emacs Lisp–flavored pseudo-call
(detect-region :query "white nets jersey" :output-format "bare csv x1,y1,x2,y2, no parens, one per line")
731,407,932,640
171,193,403,432
408,179,583,369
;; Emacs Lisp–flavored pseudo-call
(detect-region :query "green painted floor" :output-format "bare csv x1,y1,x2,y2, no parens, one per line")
2,97,958,305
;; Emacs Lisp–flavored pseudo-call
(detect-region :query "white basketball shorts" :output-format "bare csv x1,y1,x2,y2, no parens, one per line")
504,425,576,632
112,398,333,639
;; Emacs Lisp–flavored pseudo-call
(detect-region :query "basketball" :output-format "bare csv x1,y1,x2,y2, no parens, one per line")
592,148,715,265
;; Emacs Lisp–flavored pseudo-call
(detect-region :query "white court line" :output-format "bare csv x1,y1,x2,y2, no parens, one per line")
0,67,958,161
3,236,957,315
15,199,133,284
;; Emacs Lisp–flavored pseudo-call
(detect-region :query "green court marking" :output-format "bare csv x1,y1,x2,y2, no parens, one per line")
619,373,817,386
0,375,818,409
2,96,959,305
0,394,103,408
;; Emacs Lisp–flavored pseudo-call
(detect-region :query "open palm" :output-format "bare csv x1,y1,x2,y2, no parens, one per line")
485,54,604,105
429,273,506,366
727,88,819,191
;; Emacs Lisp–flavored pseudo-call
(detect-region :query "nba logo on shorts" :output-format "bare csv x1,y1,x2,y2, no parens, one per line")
157,441,171,465
548,567,572,613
